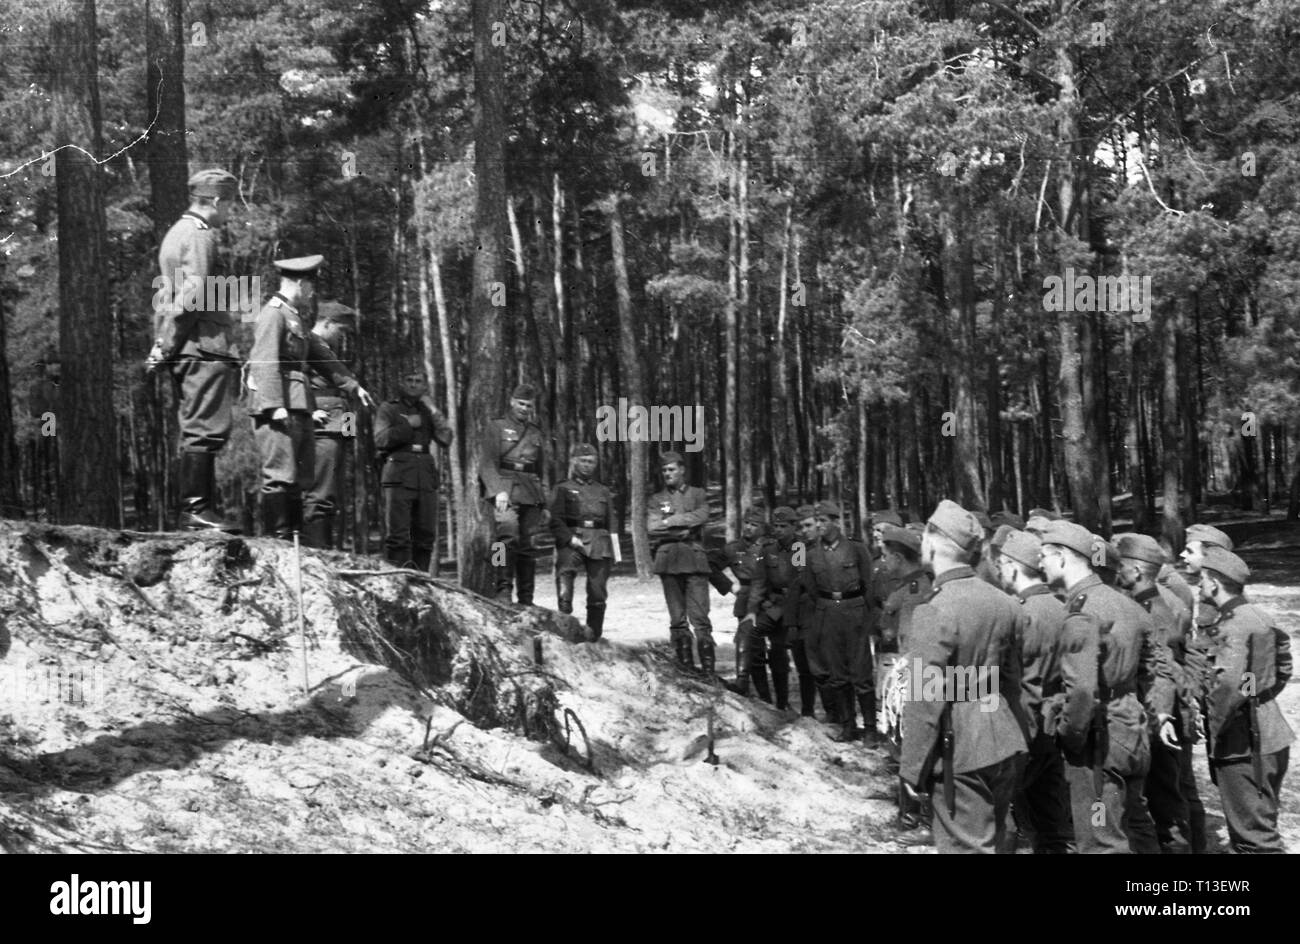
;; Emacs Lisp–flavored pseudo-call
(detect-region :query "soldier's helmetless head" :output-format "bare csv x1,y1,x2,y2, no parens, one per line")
510,397,535,422
572,454,598,478
742,519,763,540
661,461,685,488
882,542,916,577
1181,540,1205,573
799,515,819,541
816,514,841,542
773,520,795,543
399,371,427,398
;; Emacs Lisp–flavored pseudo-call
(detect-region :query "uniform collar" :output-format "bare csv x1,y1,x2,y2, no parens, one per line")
1133,586,1160,606
932,565,975,589
182,210,211,230
1017,582,1052,602
270,292,298,316
901,567,927,584
1065,572,1102,602
572,473,592,485
1218,595,1247,619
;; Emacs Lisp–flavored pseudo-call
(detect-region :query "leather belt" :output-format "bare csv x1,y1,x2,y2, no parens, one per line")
565,518,606,529
818,587,864,602
500,459,538,473
388,444,428,456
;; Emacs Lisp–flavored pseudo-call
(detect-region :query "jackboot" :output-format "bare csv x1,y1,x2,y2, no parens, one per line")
749,667,773,703
261,493,290,540
770,658,791,711
515,553,536,606
283,494,303,540
493,564,514,603
179,452,229,532
858,693,880,747
412,547,433,573
300,517,329,549
556,573,576,615
832,689,859,742
586,603,606,641
799,677,817,717
674,638,695,669
697,638,716,677
820,685,843,724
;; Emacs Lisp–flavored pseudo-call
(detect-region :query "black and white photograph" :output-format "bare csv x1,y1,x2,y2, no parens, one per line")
0,0,1297,883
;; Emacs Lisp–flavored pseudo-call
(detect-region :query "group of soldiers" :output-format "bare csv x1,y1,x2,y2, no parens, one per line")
703,495,1294,854
148,167,453,568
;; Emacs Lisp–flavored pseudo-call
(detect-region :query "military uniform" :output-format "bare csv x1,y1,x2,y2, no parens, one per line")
787,505,821,716
648,469,714,669
797,502,876,739
479,398,547,605
549,447,614,639
374,393,453,571
745,507,802,710
725,513,773,701
900,501,1028,854
154,169,241,531
248,257,357,538
302,302,362,549
1201,548,1294,853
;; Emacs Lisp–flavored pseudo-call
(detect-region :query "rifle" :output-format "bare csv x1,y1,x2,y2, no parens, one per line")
941,702,956,817
1246,632,1264,798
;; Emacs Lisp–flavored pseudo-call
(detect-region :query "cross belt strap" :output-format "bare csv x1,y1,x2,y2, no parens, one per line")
818,587,864,602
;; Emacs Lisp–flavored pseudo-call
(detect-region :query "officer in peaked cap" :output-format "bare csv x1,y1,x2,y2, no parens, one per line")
250,253,363,539
1198,546,1294,852
149,167,242,532
479,383,548,605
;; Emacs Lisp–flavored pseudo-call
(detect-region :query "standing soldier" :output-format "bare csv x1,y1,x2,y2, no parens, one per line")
1037,520,1177,853
647,452,715,672
302,300,370,549
147,168,241,532
797,501,874,742
725,509,772,700
374,368,453,571
479,385,547,605
900,501,1028,854
1199,547,1294,853
248,256,364,539
995,529,1074,854
1115,532,1206,853
549,443,615,639
743,506,802,710
789,505,822,717
1181,524,1235,629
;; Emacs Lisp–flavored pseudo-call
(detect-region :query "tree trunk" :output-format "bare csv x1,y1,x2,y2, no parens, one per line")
461,0,508,593
52,0,117,527
144,0,188,238
1160,300,1185,549
609,198,651,576
0,254,20,516
431,250,461,570
723,126,740,539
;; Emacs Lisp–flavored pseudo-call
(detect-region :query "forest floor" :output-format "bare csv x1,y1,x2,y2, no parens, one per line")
0,514,1296,854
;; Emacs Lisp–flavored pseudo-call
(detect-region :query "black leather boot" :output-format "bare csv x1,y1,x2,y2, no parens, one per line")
750,667,773,703
770,656,791,710
820,685,842,724
285,494,303,540
697,638,716,677
261,493,289,539
799,676,817,716
412,547,433,572
586,602,606,641
556,573,575,614
858,693,880,747
832,689,859,742
179,452,228,531
515,553,536,606
493,564,514,603
675,638,695,669
300,517,329,549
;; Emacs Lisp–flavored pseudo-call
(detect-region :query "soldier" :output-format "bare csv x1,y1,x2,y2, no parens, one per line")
788,504,823,717
877,522,934,829
1115,532,1206,853
900,500,1028,854
995,529,1074,854
548,443,615,639
725,509,773,700
1180,524,1235,630
869,509,906,606
973,512,1001,587
248,256,365,539
647,452,715,672
302,301,371,549
479,385,547,605
797,501,875,742
146,168,241,532
743,506,802,710
1037,519,1178,853
374,368,453,571
1199,546,1294,853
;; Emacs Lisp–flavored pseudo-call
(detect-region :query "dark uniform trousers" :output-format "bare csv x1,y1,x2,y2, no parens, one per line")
798,538,875,729
556,552,611,629
1064,757,1150,854
1214,749,1289,853
173,357,235,453
790,595,818,716
305,434,344,527
383,454,439,570
662,574,712,646
934,757,1019,854
479,416,546,605
1010,734,1074,853
253,412,313,501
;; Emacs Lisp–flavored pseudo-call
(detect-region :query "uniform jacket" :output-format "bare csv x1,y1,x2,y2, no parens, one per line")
1205,598,1295,761
900,567,1028,786
1134,585,1204,742
882,568,933,653
549,475,615,561
374,396,453,490
307,337,355,435
797,537,875,616
479,416,546,506
248,295,354,414
1016,584,1067,742
647,484,710,574
1065,574,1177,721
1158,565,1195,613
749,536,801,623
725,534,769,618
156,212,237,361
